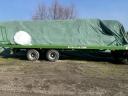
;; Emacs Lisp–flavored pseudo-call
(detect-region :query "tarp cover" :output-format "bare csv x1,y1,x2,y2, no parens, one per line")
0,19,127,46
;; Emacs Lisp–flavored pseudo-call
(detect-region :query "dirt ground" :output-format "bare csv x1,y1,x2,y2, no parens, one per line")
0,51,127,96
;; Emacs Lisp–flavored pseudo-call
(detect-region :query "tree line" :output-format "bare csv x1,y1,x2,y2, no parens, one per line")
32,0,76,20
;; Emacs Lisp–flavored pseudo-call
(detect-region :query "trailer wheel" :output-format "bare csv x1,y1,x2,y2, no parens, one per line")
46,50,59,62
27,49,40,61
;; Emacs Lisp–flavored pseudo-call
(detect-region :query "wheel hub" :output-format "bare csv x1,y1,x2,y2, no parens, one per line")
31,53,35,57
50,53,56,59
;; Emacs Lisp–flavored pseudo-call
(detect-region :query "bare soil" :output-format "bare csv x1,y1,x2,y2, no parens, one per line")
0,52,127,96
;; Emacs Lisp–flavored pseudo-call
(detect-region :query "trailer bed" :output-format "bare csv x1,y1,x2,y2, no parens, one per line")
1,44,128,50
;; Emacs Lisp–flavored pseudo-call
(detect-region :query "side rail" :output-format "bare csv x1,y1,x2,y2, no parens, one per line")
0,26,10,45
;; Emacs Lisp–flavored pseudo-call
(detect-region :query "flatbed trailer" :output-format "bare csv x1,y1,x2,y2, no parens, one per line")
1,43,128,63
0,19,128,63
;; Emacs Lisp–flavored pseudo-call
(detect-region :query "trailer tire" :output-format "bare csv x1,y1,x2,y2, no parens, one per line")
27,49,40,61
46,50,59,62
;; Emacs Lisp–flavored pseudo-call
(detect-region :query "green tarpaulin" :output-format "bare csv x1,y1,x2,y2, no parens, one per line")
0,19,127,46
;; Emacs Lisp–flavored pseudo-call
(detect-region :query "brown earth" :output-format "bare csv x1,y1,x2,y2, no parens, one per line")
0,51,127,96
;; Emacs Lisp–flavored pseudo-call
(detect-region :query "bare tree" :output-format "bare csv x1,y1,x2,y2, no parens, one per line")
32,4,48,20
32,0,76,20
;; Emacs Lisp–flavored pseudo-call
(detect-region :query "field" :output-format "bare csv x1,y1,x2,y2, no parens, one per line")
0,51,127,96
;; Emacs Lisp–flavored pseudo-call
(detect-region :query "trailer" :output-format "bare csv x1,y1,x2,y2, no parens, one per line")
0,19,128,63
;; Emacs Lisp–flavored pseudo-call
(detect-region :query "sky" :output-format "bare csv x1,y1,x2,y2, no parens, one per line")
0,0,128,30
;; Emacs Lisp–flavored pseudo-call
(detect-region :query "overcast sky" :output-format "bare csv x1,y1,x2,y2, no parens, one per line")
0,0,128,30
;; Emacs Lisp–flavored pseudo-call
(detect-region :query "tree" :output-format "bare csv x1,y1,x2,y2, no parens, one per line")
32,4,48,20
32,0,76,20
